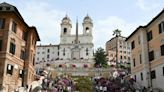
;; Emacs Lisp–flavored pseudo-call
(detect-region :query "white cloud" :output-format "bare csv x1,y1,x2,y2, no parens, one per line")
17,1,85,45
17,1,144,50
93,16,141,49
18,1,65,45
136,0,148,11
136,0,161,11
5,0,149,49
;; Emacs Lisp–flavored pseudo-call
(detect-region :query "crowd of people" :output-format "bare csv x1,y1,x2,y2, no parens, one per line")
21,68,76,92
93,70,144,92
43,75,75,92
15,69,146,92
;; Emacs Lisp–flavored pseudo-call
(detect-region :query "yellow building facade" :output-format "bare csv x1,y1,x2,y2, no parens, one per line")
126,9,164,90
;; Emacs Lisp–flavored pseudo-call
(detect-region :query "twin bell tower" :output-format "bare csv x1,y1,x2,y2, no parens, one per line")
60,15,93,36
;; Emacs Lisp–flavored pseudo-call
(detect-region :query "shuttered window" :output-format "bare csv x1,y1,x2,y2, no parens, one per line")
12,21,17,33
149,51,154,61
159,21,164,34
0,40,2,51
161,44,164,56
0,18,5,29
9,42,16,55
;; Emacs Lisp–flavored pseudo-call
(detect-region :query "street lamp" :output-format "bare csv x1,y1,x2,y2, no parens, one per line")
113,29,121,68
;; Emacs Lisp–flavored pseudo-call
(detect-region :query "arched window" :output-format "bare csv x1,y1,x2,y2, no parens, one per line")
63,48,65,56
86,48,89,56
86,27,89,33
63,28,67,34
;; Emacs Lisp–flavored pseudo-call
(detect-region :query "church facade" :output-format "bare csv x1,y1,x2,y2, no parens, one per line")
35,15,94,74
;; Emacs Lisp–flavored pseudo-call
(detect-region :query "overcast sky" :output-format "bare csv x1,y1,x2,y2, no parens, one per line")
1,0,163,49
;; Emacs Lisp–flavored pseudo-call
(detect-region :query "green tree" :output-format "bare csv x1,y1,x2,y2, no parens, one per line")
94,47,108,68
113,29,121,37
76,77,92,92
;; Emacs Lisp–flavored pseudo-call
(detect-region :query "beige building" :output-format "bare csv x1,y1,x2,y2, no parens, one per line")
126,9,164,90
0,2,40,91
106,36,131,67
